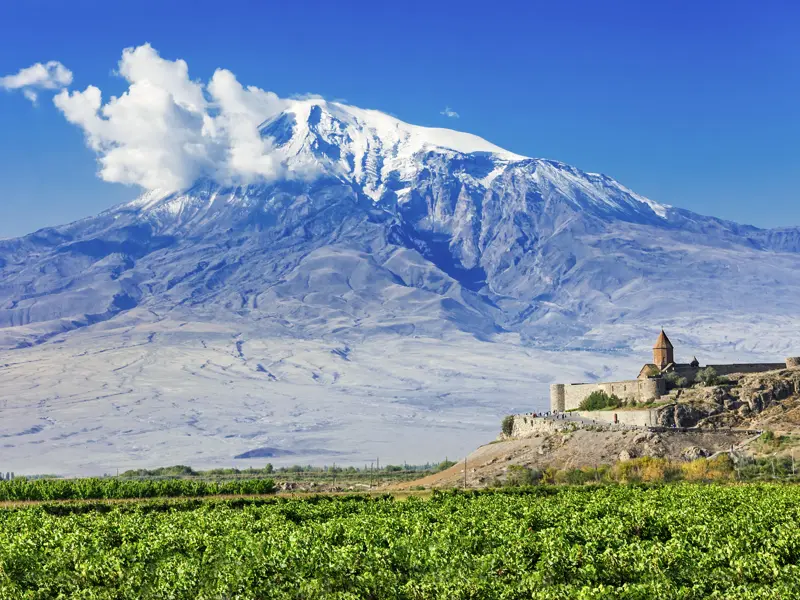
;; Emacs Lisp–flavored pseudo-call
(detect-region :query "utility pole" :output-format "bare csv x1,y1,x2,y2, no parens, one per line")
793,450,796,477
332,462,336,487
463,457,467,489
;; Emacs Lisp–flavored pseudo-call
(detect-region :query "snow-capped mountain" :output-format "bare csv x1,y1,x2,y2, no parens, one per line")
1,99,799,474
3,99,799,349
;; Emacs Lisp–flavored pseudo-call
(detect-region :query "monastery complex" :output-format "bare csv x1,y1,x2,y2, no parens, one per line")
550,330,798,412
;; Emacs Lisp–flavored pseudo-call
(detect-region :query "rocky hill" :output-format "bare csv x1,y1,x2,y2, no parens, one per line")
649,368,800,429
405,368,800,488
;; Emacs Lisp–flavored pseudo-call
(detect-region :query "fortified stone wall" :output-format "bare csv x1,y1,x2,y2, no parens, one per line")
787,357,800,369
576,409,661,427
508,415,575,438
705,363,786,377
550,378,665,411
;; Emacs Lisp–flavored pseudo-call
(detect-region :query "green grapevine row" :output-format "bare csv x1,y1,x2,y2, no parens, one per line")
0,477,276,501
2,485,800,598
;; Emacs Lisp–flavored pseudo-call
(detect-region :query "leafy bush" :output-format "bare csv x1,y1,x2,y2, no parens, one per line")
554,468,596,485
501,415,515,436
681,455,733,482
664,371,690,390
579,390,621,411
505,465,537,486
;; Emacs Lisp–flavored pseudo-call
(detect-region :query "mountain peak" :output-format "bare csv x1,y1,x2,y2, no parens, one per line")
254,99,526,201
265,98,527,159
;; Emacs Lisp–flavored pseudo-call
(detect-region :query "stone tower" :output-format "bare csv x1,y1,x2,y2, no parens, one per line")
653,330,674,370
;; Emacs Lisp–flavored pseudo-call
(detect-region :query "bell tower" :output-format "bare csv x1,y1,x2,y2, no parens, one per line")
653,330,674,370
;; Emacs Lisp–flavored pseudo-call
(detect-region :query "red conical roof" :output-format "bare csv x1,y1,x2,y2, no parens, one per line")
653,330,673,349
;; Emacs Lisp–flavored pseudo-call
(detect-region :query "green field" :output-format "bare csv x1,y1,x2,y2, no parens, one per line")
2,485,800,599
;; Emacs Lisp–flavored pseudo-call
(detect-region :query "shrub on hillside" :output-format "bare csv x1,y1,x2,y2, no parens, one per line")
695,367,727,387
682,455,734,482
505,465,540,486
579,390,622,411
501,415,515,436
554,467,597,485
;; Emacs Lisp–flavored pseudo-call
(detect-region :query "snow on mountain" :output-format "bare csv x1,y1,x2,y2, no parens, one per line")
259,99,525,194
1,100,800,474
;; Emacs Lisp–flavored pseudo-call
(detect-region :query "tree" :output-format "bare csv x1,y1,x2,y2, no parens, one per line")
664,371,689,390
695,367,720,386
436,460,457,472
501,415,515,436
579,391,621,411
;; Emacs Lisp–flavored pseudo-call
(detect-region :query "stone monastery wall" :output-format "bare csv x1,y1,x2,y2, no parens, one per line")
508,415,575,438
550,378,665,412
705,363,787,376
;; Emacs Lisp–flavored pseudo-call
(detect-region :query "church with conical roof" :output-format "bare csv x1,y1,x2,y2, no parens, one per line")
638,330,680,378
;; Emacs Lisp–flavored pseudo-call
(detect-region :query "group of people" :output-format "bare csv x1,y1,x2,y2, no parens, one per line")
526,410,569,420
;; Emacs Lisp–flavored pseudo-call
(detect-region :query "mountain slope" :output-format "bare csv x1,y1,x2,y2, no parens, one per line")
1,99,799,473
2,101,798,350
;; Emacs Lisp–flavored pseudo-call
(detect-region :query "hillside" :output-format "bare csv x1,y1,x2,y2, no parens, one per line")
404,368,800,488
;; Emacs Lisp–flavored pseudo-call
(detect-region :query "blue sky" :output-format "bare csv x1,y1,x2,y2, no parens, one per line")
0,0,797,238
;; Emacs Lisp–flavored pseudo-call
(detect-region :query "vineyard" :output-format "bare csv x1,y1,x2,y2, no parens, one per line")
0,477,276,501
2,485,800,598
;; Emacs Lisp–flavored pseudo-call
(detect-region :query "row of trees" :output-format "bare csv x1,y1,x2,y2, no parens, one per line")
120,462,449,480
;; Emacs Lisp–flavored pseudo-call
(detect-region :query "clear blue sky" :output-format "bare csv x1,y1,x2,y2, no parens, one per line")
1,0,798,238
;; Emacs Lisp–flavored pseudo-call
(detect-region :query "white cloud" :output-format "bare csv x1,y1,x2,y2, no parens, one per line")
440,106,460,119
50,44,292,191
291,92,325,101
0,61,73,104
207,68,287,182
